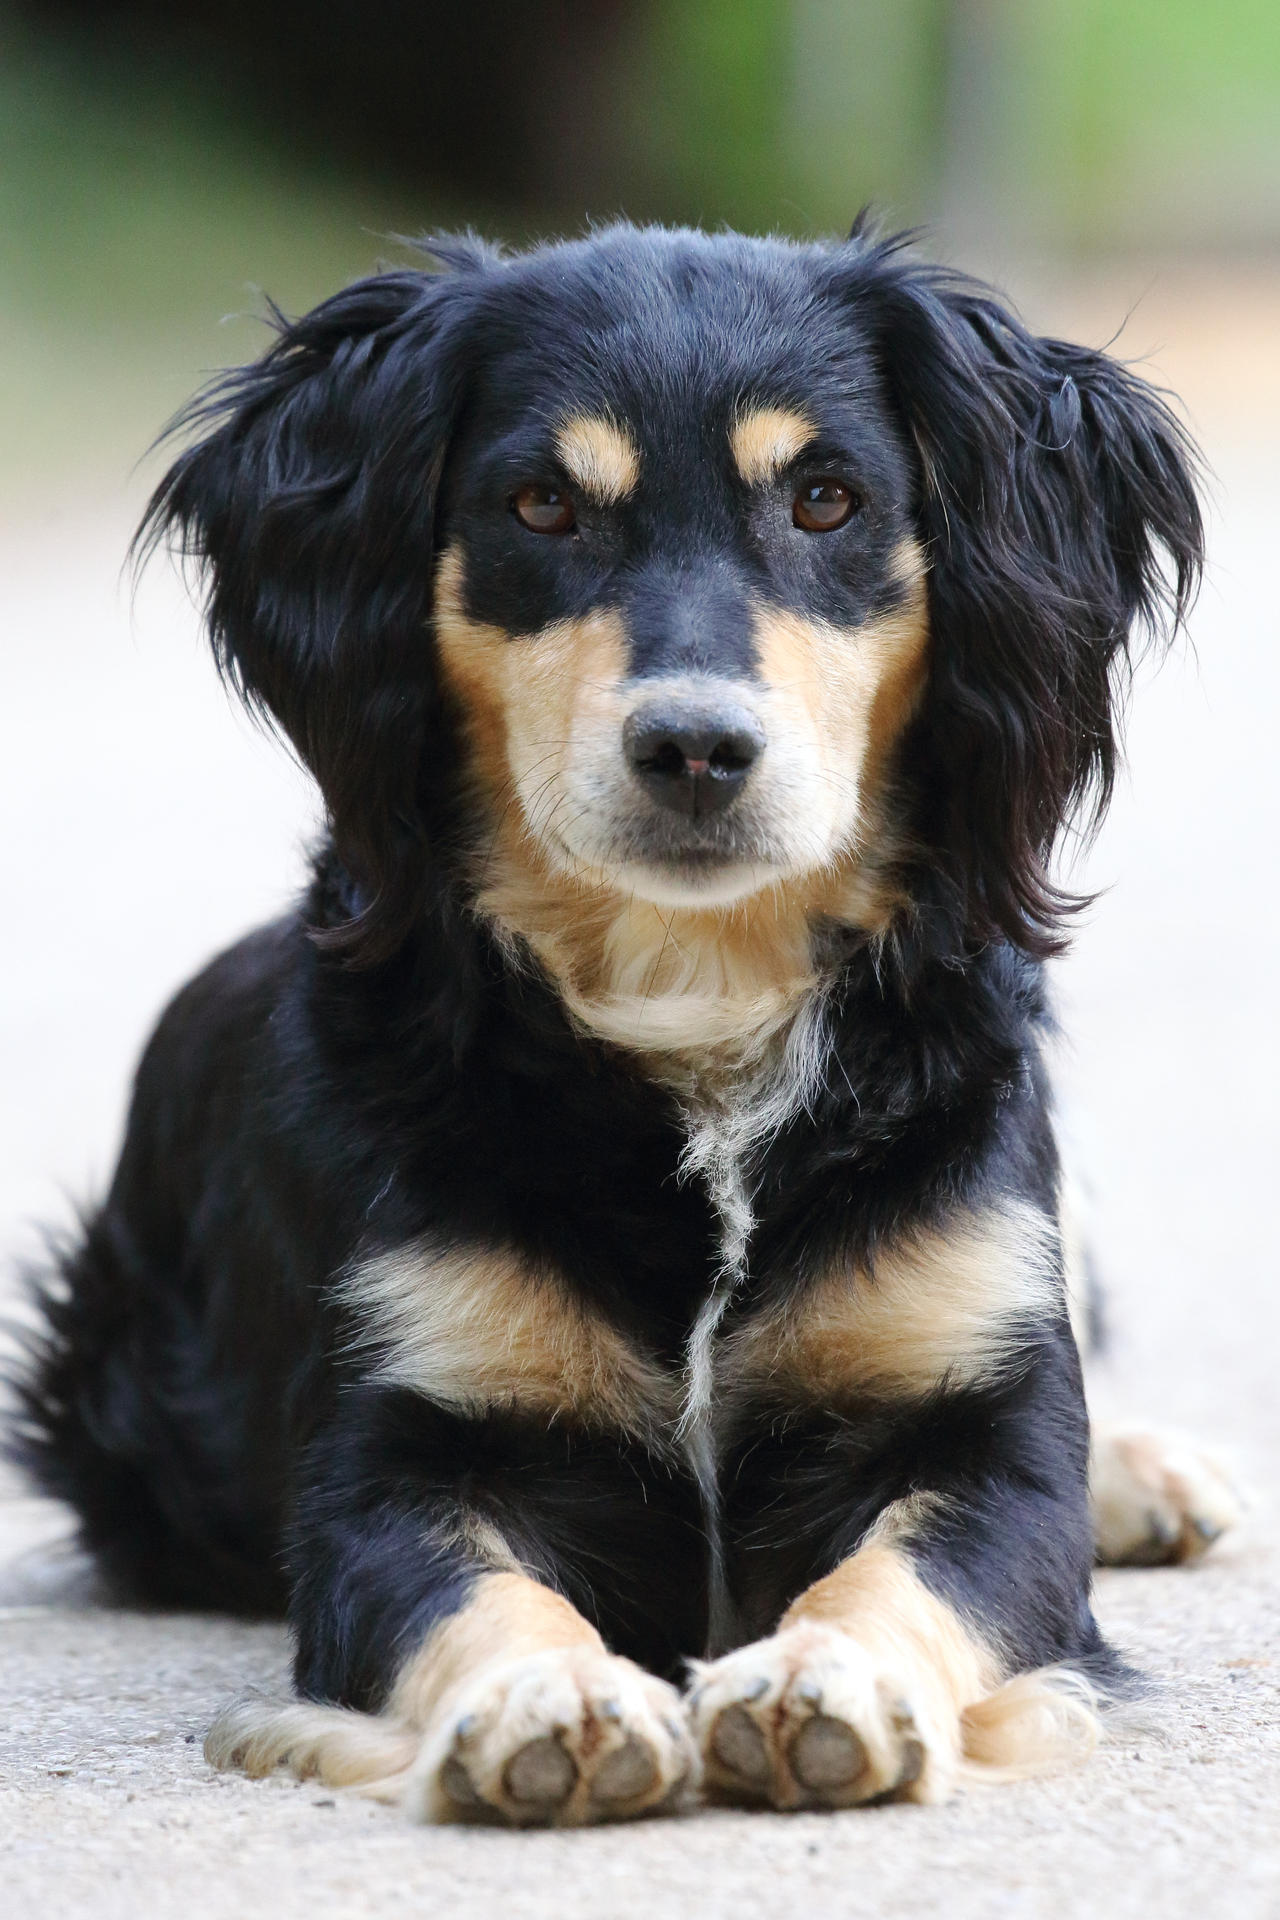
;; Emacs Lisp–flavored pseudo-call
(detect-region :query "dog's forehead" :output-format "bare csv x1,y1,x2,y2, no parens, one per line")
462,230,877,456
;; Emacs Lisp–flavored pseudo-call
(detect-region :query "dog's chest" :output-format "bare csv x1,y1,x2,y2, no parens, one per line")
348,982,1053,1462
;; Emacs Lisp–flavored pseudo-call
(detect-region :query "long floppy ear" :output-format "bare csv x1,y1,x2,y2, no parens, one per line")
839,228,1204,955
138,240,494,964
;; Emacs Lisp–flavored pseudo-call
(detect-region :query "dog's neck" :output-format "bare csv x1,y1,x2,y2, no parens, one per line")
470,813,899,1078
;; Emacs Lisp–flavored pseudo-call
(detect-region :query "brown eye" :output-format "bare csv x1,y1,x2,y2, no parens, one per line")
793,479,857,532
512,485,577,535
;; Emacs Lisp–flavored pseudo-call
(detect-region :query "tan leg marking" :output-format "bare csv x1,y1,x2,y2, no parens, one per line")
1090,1425,1243,1565
339,1240,678,1444
724,1200,1062,1405
398,1575,695,1824
689,1506,1097,1810
205,1701,423,1802
207,1572,696,1827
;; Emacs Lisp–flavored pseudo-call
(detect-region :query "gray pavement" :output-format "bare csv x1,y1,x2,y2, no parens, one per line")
2,272,1278,1916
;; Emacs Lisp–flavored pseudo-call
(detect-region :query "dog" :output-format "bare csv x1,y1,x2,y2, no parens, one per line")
9,219,1242,1823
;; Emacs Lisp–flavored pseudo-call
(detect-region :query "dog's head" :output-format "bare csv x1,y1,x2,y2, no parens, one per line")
144,222,1201,991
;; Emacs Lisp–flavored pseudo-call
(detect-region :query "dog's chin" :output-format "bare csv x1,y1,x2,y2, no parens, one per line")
548,831,783,910
609,855,782,911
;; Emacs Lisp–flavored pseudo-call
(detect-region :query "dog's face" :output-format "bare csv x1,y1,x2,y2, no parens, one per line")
146,223,1202,966
432,255,927,908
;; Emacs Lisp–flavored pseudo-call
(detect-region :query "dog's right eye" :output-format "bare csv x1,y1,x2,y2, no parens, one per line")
512,486,578,535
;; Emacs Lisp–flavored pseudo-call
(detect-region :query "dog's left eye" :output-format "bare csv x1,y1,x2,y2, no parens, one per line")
793,479,858,533
512,485,578,535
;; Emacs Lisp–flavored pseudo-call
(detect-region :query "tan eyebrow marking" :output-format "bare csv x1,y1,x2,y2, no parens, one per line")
554,414,641,504
731,406,817,487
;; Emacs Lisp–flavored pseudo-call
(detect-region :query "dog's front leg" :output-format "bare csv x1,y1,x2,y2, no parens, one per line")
693,1358,1105,1808
690,1513,1028,1808
390,1566,697,1823
208,1387,697,1824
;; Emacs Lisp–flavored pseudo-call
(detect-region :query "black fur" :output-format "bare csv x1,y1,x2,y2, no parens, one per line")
8,222,1201,1723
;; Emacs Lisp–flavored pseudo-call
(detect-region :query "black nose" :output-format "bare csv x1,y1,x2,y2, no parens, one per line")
623,704,765,818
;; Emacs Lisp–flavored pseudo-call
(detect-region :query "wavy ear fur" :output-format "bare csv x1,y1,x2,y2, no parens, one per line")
840,230,1204,955
138,243,492,964
142,226,1203,969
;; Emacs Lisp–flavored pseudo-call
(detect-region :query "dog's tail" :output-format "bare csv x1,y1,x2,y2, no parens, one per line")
3,1209,284,1615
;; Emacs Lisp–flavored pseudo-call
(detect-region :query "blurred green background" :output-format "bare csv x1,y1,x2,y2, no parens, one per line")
2,0,1278,499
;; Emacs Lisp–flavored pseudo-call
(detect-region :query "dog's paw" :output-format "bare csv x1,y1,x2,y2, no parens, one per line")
689,1621,952,1809
1091,1426,1243,1566
405,1645,696,1826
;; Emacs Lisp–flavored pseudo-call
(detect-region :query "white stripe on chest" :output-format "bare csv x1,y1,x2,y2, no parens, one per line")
672,993,833,1653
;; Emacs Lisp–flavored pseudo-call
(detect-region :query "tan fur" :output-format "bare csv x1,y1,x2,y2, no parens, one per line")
784,1534,999,1712
205,1576,606,1788
691,1500,1096,1809
397,1576,695,1825
433,542,928,1068
730,406,817,486
433,542,631,860
751,560,931,828
1089,1424,1243,1565
787,1531,1098,1790
205,1573,695,1825
724,1199,1063,1404
458,1511,527,1573
390,1572,604,1728
339,1239,679,1445
478,857,884,1064
1058,1172,1093,1356
555,413,641,503
205,1698,422,1800
958,1669,1101,1779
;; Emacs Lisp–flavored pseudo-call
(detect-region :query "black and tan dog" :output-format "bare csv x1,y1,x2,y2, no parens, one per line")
10,221,1241,1823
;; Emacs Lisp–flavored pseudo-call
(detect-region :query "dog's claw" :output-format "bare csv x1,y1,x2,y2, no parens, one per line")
896,1736,926,1790
440,1754,482,1806
1146,1508,1180,1547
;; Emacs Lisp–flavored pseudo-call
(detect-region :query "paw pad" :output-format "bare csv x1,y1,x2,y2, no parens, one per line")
503,1735,577,1807
409,1645,696,1826
691,1623,941,1809
789,1711,866,1791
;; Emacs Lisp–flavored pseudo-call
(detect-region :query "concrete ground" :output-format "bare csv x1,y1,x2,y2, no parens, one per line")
2,266,1278,1917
